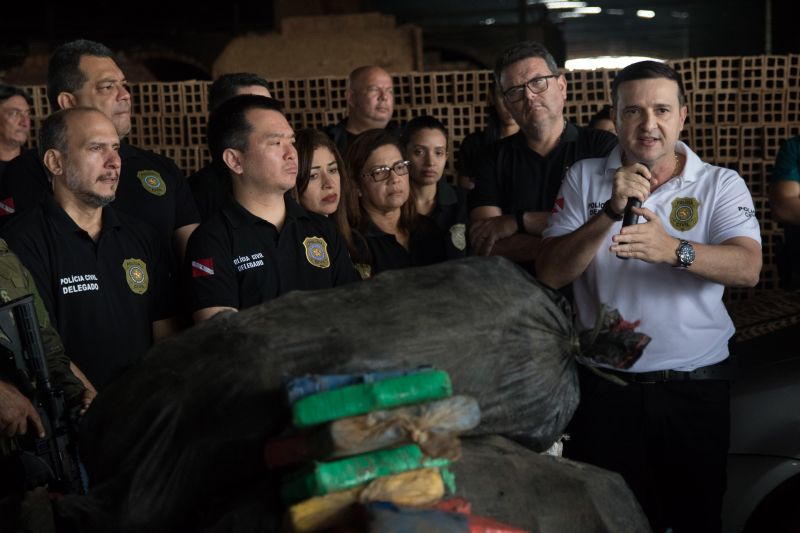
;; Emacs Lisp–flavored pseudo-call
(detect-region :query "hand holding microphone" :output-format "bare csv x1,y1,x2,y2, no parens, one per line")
621,162,650,228
616,162,651,260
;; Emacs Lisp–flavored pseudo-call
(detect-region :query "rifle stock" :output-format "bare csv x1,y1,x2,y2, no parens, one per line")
0,294,85,494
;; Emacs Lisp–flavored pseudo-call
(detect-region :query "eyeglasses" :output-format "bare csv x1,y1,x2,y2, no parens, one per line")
503,74,558,103
364,160,410,182
3,109,30,120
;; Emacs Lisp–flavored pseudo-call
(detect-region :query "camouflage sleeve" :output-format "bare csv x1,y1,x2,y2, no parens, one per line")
22,263,86,404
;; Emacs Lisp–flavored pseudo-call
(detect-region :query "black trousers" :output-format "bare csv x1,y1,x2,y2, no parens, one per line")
564,365,730,533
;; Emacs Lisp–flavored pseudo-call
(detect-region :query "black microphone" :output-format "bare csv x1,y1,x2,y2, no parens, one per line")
617,162,650,260
621,198,642,228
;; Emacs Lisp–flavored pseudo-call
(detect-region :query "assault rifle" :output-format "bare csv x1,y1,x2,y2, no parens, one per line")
0,294,85,494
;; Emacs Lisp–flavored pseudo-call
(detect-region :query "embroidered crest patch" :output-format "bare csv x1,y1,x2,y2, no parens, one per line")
669,197,700,231
136,170,167,196
449,223,466,251
303,237,330,268
123,258,149,294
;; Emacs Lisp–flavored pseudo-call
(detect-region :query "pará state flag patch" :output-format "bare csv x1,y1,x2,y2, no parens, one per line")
192,258,215,277
0,197,15,216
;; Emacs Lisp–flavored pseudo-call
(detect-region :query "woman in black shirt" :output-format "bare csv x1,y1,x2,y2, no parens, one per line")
345,129,447,278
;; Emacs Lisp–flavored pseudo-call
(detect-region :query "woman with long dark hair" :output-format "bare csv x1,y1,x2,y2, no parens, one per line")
402,115,468,258
292,128,360,265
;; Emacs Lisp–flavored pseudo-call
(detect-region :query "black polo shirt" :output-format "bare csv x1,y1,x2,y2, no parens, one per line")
0,197,173,389
0,144,200,240
188,160,233,222
0,147,34,193
455,128,496,180
469,123,617,214
354,216,448,277
186,195,359,312
322,119,402,158
428,180,469,259
0,148,47,222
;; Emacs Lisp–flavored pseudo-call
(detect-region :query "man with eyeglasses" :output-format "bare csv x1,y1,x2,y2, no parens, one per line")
468,41,617,268
186,95,359,322
324,66,401,156
0,85,32,180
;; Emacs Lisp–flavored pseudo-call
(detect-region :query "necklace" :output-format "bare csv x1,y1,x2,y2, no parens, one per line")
671,152,681,177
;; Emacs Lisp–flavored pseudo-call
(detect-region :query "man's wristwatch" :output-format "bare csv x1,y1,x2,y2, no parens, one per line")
675,239,695,268
602,200,623,221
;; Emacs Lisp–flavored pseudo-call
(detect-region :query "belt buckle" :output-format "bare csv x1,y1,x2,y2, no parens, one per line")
636,370,674,383
635,371,660,384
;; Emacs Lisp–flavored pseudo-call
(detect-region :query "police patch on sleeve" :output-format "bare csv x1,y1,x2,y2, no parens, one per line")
670,197,700,231
449,223,466,251
0,197,15,216
136,170,167,196
303,237,330,268
123,259,149,294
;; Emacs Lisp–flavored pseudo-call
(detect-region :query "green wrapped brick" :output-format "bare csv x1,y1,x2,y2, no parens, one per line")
281,444,450,504
291,369,452,428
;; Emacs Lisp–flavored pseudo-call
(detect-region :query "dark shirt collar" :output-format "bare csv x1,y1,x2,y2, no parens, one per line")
363,219,395,239
562,120,578,141
513,119,577,152
222,193,309,229
42,195,121,236
435,180,458,208
119,142,135,158
344,118,401,135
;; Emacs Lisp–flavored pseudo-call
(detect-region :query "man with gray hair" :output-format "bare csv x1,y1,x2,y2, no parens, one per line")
468,41,617,268
0,108,176,390
324,65,400,156
0,85,32,180
0,39,199,260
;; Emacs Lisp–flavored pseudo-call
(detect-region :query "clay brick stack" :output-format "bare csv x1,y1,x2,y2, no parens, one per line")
21,54,800,298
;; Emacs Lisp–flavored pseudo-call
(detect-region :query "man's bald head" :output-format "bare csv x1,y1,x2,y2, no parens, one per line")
346,66,394,131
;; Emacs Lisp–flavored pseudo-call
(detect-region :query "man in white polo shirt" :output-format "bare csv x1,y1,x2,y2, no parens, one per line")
536,61,761,533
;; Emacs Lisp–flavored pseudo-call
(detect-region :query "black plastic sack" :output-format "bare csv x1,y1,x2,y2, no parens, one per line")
64,256,646,532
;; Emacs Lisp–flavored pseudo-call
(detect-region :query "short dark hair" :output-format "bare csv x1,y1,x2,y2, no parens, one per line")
0,84,33,106
206,94,284,162
494,41,559,88
611,60,686,108
208,73,270,113
38,107,100,159
47,39,114,110
401,115,448,148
